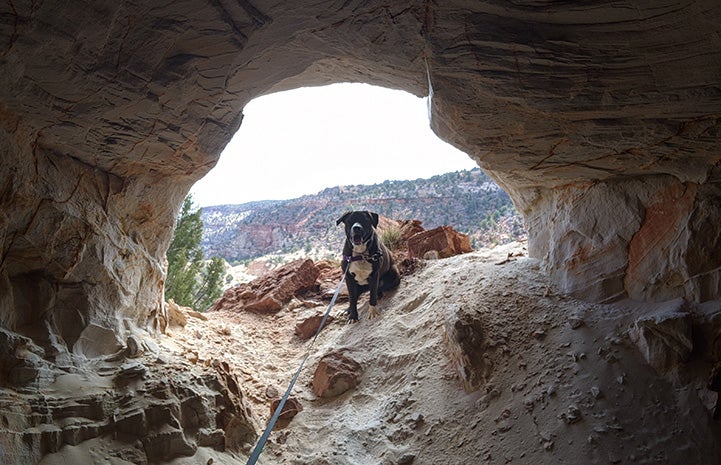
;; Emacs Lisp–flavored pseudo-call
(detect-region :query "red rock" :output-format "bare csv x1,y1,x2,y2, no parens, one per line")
295,311,335,340
270,397,303,421
311,350,362,398
210,259,320,313
407,226,473,259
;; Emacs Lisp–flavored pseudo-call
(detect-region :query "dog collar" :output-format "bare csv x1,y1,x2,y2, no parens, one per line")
343,250,383,263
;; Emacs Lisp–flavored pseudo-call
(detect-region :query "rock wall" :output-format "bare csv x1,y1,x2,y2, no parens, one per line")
3,0,720,355
525,174,721,303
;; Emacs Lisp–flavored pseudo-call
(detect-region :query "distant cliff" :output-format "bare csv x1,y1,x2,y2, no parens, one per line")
200,168,525,263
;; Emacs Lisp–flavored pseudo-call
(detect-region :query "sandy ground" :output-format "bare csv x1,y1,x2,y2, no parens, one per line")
158,241,721,465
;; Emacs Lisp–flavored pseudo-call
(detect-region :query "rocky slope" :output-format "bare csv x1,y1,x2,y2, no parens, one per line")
200,168,525,262
34,242,721,464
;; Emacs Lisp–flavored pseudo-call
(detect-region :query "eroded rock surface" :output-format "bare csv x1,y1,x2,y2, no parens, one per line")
2,1,721,463
0,335,256,464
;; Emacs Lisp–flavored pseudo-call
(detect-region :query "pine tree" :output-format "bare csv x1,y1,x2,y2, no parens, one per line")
165,195,224,311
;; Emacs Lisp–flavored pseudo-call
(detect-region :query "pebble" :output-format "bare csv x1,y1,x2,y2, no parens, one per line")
560,404,582,424
397,454,416,465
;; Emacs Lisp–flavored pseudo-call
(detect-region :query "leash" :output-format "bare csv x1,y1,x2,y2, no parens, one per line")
244,269,347,465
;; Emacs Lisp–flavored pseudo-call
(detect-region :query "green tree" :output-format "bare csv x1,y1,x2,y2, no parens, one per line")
165,195,225,311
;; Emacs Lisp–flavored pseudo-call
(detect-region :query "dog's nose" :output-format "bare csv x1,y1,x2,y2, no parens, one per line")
351,223,363,233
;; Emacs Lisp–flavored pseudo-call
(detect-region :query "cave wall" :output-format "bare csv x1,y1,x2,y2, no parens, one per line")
2,0,721,362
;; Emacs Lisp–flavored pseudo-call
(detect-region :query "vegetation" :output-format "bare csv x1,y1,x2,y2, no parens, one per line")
380,224,403,251
165,195,226,311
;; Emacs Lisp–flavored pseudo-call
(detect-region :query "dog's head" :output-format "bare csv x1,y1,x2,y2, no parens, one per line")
336,211,379,247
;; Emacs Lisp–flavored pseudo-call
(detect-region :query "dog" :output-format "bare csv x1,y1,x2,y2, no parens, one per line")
336,211,401,322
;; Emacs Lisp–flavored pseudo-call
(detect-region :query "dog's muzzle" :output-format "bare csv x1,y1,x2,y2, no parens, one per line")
350,223,367,245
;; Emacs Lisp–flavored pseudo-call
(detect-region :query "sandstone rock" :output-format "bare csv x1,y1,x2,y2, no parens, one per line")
72,323,124,359
312,350,363,398
629,300,693,373
691,300,721,361
0,352,256,464
125,335,144,358
314,259,347,300
142,427,197,462
270,396,304,421
211,259,320,313
166,299,189,327
407,226,472,260
443,305,493,392
295,310,334,340
0,1,719,393
0,328,54,390
1,2,721,462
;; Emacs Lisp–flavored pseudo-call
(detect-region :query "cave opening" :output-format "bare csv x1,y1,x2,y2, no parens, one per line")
186,82,524,282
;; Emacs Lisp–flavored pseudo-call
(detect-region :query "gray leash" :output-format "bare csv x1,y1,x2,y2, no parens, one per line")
245,269,347,465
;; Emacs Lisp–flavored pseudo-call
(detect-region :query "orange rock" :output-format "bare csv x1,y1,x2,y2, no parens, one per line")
407,226,473,259
311,350,362,398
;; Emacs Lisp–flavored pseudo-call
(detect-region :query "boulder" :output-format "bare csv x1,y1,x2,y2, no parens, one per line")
270,397,304,421
295,310,334,340
629,300,693,374
166,299,189,327
211,259,320,313
407,226,473,260
311,350,363,398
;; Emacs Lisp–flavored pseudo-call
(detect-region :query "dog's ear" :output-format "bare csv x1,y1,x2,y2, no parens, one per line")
336,211,351,226
368,211,379,228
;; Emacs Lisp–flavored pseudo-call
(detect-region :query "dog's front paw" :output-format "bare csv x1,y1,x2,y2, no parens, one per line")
368,305,379,319
346,308,359,323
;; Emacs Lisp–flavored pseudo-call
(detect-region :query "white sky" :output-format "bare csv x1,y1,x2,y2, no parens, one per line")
190,83,478,207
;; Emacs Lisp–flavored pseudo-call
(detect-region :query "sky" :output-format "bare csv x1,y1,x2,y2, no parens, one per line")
190,83,478,207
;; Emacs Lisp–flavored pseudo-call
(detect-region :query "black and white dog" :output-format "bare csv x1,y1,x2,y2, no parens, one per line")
337,211,401,322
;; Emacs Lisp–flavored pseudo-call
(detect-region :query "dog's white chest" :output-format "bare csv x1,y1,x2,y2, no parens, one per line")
349,259,373,285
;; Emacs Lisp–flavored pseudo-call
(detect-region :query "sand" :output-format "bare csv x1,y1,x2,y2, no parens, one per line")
157,240,721,465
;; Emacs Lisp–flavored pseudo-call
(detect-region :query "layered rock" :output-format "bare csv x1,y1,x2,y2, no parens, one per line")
0,339,256,464
1,1,721,462
1,0,719,362
210,259,320,313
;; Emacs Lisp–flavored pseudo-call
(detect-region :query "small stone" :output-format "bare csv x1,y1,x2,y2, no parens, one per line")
270,397,303,421
590,386,602,399
397,453,416,465
295,311,335,340
126,335,144,358
265,385,280,399
543,441,554,451
568,317,584,329
409,412,425,428
561,405,582,424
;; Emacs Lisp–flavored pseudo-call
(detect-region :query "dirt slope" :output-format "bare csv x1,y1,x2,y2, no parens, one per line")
162,241,721,465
